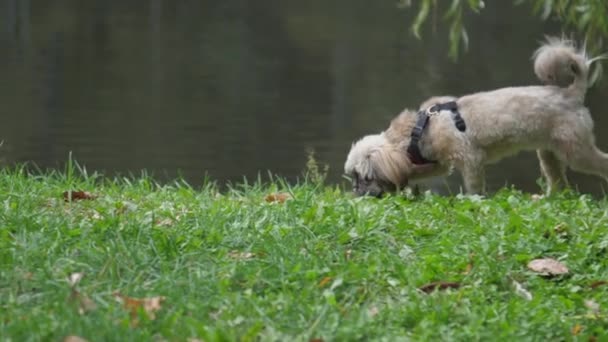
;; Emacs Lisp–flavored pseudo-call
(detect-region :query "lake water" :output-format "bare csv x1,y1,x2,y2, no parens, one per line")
2,0,608,194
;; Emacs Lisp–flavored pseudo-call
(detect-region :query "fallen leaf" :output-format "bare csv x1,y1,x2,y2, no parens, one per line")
264,192,292,203
368,306,380,317
330,277,344,291
590,280,608,289
527,258,569,276
156,218,174,227
463,253,475,274
91,210,102,220
69,289,97,315
113,292,166,321
228,251,256,260
571,324,583,336
64,336,88,342
209,309,223,321
65,272,96,314
584,299,600,314
67,272,84,287
544,223,569,239
318,276,332,288
345,249,353,260
63,190,96,202
496,253,507,261
553,223,568,235
512,279,533,301
419,281,461,293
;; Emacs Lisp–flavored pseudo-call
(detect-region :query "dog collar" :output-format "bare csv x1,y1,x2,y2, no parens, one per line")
406,101,467,165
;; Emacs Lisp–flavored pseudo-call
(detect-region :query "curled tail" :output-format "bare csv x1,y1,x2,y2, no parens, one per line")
532,36,605,100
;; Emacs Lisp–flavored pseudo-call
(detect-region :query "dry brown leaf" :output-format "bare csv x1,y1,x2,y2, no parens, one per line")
228,251,256,260
113,292,166,321
571,324,583,336
63,190,96,202
264,192,292,203
318,276,332,288
590,280,608,289
66,272,96,314
419,281,461,293
69,289,97,315
64,336,88,342
527,258,569,276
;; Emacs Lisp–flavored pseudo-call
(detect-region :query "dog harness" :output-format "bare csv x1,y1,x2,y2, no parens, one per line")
407,101,466,165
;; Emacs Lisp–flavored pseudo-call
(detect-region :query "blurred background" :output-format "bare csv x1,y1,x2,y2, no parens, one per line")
1,0,607,194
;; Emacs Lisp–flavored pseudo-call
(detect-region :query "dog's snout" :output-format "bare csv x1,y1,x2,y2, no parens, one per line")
354,188,384,198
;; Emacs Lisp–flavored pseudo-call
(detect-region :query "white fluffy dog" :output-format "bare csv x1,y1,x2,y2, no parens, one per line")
344,38,607,196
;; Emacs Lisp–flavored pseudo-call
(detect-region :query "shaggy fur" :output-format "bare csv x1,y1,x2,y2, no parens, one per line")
345,37,606,197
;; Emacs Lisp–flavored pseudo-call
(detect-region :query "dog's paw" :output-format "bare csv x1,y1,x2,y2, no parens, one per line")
456,193,485,202
531,194,545,201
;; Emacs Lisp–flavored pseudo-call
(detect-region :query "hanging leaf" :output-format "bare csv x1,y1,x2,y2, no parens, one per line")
411,0,432,39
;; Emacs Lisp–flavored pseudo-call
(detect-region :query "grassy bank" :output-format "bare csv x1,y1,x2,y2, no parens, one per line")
2,166,608,341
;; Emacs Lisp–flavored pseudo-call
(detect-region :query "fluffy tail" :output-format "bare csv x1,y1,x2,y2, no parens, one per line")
532,36,606,100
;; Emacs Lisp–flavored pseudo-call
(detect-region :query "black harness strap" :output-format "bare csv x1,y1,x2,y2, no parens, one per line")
406,101,467,165
433,101,466,132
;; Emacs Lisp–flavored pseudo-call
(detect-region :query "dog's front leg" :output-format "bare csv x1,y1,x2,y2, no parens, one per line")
537,149,568,195
461,163,486,194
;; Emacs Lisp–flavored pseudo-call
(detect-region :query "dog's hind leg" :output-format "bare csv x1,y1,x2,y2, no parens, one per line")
559,141,608,187
537,149,568,195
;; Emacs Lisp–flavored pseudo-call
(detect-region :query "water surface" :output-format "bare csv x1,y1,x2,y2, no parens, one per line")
2,0,607,194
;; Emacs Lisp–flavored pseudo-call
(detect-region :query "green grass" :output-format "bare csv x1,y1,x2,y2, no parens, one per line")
2,165,608,341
